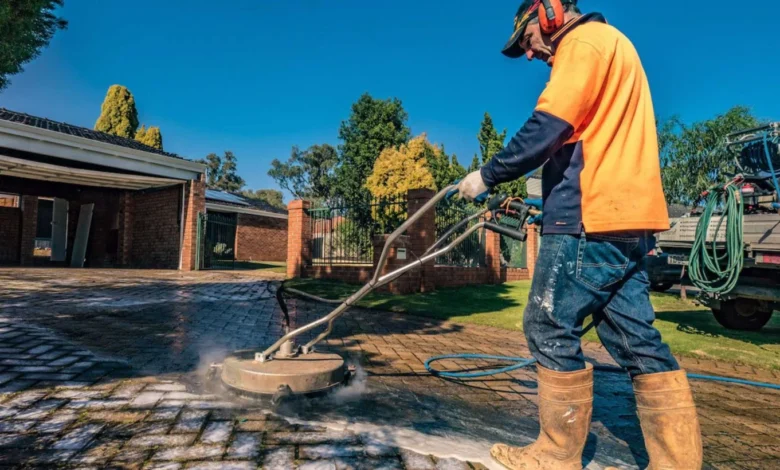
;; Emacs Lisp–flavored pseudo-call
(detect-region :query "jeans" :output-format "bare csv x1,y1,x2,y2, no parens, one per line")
524,232,679,377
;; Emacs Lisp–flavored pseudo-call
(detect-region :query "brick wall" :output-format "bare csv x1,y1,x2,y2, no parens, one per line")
80,189,121,267
117,191,133,266
525,227,539,278
433,266,491,287
130,186,182,269
181,179,205,271
19,196,38,266
0,207,20,264
235,213,288,262
305,265,373,284
286,200,312,278
407,190,436,292
501,267,532,282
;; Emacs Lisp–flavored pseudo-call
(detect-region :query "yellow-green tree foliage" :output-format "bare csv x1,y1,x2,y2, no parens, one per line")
94,85,139,138
134,124,163,150
366,134,437,198
145,126,163,150
134,125,147,143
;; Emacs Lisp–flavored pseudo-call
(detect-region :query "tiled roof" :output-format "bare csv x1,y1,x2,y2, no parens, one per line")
0,108,185,160
205,189,287,214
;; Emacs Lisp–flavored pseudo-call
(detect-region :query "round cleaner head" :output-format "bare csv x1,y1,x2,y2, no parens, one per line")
220,351,346,397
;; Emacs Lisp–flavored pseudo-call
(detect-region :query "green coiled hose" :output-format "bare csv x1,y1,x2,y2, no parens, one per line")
688,182,744,294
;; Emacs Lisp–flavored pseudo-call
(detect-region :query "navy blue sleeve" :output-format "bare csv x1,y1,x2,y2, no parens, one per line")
480,110,574,187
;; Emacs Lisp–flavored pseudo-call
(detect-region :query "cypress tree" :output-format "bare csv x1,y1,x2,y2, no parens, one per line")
144,126,163,150
134,125,147,143
468,154,480,172
94,85,139,138
134,124,163,150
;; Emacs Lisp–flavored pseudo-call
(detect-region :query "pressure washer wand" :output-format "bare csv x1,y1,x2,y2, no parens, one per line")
258,187,538,363
257,185,459,362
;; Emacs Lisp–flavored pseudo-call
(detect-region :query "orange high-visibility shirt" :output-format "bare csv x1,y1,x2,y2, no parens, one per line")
481,14,669,234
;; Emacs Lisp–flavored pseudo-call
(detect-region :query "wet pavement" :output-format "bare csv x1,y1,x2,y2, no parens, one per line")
0,268,779,469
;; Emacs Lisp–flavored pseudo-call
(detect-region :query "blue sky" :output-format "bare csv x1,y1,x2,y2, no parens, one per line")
2,1,778,201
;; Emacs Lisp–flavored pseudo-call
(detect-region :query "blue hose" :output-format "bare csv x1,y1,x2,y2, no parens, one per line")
425,354,780,390
425,322,780,390
424,354,537,379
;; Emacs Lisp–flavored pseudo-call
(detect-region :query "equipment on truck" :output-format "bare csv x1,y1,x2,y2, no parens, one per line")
656,123,780,330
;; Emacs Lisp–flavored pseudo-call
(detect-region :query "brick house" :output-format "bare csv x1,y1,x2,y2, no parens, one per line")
205,190,288,263
0,109,206,270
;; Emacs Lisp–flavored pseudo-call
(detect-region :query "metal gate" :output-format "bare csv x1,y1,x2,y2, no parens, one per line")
197,212,237,269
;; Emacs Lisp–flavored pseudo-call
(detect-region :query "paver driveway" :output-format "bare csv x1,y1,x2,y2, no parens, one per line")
0,268,779,469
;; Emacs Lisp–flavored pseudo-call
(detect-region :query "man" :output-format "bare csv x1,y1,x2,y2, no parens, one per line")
457,1,702,469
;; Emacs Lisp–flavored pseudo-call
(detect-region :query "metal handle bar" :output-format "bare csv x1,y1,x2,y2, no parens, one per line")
256,186,539,362
257,185,458,362
257,220,485,362
372,185,458,285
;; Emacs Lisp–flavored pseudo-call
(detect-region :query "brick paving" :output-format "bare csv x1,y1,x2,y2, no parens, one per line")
0,269,778,469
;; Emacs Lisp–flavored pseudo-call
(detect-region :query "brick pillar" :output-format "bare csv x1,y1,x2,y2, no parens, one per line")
20,196,38,266
286,199,312,278
485,224,502,284
526,225,540,278
372,234,413,294
117,191,134,267
406,189,436,292
181,178,206,271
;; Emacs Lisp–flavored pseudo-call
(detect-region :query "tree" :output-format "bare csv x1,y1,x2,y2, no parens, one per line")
0,0,66,91
141,126,163,150
203,153,222,188
450,154,467,181
216,151,245,192
94,85,139,138
200,151,245,192
478,113,507,165
660,106,761,205
366,135,437,198
425,143,469,190
268,144,338,202
365,135,436,234
478,112,527,198
468,154,480,172
332,93,411,203
241,189,285,209
134,125,147,144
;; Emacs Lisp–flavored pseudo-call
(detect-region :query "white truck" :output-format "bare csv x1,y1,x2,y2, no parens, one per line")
651,123,780,331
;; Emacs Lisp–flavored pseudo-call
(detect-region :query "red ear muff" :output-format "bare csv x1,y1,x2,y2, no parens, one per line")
539,0,565,34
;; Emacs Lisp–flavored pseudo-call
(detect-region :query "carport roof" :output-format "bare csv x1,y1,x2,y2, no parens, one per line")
0,108,182,159
0,154,183,190
0,108,204,181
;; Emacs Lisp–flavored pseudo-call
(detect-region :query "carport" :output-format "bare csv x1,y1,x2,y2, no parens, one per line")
0,109,206,270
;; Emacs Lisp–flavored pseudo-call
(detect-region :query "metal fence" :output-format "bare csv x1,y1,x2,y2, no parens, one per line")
501,235,527,268
310,195,407,266
434,199,485,267
198,212,237,269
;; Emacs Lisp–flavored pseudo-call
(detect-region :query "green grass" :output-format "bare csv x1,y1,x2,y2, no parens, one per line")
212,261,287,273
286,278,780,370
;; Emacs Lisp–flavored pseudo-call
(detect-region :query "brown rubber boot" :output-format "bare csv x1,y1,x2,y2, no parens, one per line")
491,363,593,470
631,369,703,469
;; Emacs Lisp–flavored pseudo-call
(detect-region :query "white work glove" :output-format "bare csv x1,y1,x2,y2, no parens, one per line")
458,170,489,201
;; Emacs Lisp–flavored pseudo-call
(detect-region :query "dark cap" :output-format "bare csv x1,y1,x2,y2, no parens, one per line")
502,0,577,58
